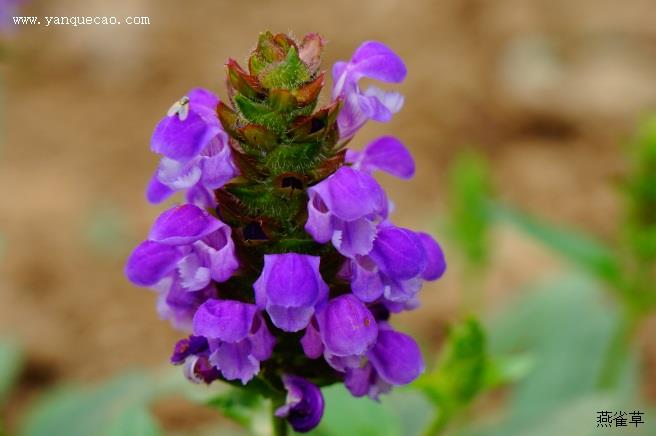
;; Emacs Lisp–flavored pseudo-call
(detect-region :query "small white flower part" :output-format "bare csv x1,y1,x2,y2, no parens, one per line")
167,95,191,121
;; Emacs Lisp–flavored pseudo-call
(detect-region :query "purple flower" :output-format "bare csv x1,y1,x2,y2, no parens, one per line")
345,326,424,400
254,254,329,332
348,226,445,306
147,88,237,207
346,136,415,179
126,204,238,289
332,41,407,140
125,204,239,330
301,294,378,369
275,375,325,433
170,336,221,384
305,167,387,258
193,299,275,384
156,279,215,330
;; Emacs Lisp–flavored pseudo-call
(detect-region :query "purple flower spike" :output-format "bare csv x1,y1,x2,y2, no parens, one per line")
193,300,275,384
317,294,378,359
254,254,329,332
306,167,387,258
346,136,415,179
125,241,183,287
417,232,447,281
149,204,222,245
332,41,407,139
275,375,325,433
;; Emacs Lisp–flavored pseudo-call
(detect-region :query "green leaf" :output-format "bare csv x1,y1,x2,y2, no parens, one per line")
472,273,638,435
416,318,488,409
490,203,622,285
0,339,22,404
21,372,161,436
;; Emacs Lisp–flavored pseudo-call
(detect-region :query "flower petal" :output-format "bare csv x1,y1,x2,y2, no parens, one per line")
275,375,325,433
192,299,257,343
125,240,183,287
210,340,259,384
149,204,223,245
349,136,415,179
370,226,427,280
367,329,424,385
317,294,378,357
417,232,447,281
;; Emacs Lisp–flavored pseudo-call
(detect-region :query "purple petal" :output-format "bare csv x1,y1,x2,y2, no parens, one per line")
348,41,407,84
305,192,334,244
156,157,202,190
308,167,386,222
125,240,183,287
350,258,385,303
384,277,423,304
344,364,374,397
370,226,427,280
146,172,175,204
254,254,328,332
151,111,217,162
149,204,223,245
210,340,259,384
275,375,325,433
199,133,238,189
248,314,276,361
195,225,238,283
186,184,216,208
161,281,214,331
171,335,209,365
151,90,221,162
301,318,324,359
349,136,415,179
418,232,447,281
317,295,378,357
177,252,211,291
368,329,424,385
192,299,257,342
332,217,377,258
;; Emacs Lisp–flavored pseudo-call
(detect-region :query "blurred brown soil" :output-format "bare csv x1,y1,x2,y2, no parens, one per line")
1,0,656,432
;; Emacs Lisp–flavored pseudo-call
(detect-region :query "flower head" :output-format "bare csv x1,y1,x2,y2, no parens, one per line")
126,32,445,432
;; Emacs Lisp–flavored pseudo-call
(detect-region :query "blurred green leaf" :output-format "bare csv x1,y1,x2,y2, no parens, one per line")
206,387,263,428
103,406,161,436
491,203,622,286
314,384,404,436
464,273,638,436
447,151,493,270
0,339,22,404
21,371,161,436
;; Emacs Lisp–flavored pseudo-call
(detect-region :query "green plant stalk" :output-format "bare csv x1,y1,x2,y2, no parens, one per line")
271,397,289,436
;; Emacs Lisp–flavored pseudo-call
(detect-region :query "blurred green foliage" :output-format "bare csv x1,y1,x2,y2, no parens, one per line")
446,151,492,272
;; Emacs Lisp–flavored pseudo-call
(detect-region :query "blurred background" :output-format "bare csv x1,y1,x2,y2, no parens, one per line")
1,0,655,434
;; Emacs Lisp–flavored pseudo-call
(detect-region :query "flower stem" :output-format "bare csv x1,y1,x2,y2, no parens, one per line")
271,398,288,436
